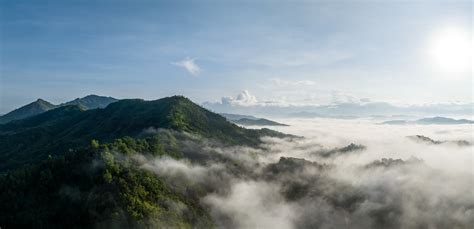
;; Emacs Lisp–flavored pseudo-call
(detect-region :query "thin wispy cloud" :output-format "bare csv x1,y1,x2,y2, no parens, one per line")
172,57,201,76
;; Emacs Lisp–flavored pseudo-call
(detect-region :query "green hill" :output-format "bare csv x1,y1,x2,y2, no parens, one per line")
0,96,287,172
0,99,57,124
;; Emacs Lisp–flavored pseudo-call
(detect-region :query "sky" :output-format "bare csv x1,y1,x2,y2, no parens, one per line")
0,0,472,114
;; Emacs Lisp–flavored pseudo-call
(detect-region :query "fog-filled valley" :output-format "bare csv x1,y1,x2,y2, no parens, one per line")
269,118,473,174
152,118,474,229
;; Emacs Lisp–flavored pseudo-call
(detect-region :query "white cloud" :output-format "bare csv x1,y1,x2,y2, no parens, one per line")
204,181,296,229
172,57,201,75
221,90,259,107
217,90,297,108
135,118,474,228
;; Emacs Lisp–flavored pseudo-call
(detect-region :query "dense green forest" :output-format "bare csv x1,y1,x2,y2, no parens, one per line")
0,136,214,228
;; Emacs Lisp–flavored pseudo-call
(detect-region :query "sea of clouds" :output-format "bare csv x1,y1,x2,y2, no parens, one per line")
138,118,473,229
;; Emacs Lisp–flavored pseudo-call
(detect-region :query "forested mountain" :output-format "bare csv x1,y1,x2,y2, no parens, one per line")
0,95,118,124
0,96,287,172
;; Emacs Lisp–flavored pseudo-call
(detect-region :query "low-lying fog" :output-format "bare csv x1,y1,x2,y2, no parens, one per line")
269,118,473,174
140,118,473,229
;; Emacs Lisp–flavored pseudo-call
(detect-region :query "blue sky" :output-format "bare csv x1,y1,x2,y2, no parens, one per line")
1,0,472,113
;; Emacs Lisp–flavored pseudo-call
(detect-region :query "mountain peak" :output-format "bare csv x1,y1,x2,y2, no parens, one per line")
0,99,56,124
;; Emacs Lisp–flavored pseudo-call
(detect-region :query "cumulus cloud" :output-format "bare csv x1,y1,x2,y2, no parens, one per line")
217,90,292,108
205,90,302,112
221,90,258,107
172,57,201,75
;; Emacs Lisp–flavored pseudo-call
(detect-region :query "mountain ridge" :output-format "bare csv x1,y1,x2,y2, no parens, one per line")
0,95,118,124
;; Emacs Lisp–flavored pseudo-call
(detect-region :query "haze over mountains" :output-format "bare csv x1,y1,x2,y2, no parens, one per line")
203,91,474,119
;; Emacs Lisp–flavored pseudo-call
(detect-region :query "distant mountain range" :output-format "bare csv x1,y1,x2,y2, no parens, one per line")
204,98,474,118
220,113,289,126
288,111,359,119
0,95,118,124
382,117,474,125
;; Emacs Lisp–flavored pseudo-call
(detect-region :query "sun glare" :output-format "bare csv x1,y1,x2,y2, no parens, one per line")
430,27,472,73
